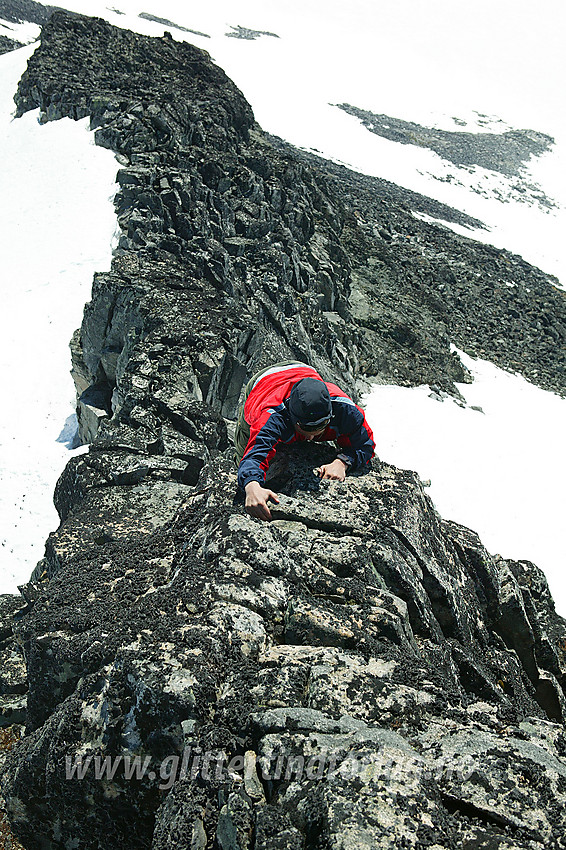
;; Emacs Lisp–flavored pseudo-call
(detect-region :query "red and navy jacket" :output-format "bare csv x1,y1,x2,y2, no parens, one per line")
237,365,375,491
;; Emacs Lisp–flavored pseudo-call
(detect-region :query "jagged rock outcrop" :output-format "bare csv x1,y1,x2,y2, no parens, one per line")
2,11,566,850
5,452,566,849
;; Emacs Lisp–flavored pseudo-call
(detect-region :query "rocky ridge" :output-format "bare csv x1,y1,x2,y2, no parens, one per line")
0,0,56,26
336,102,557,210
0,34,18,54
136,12,211,40
1,11,566,850
336,103,555,179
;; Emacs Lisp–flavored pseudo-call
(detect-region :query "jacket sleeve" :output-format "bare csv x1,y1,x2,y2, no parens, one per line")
237,409,292,490
332,400,375,471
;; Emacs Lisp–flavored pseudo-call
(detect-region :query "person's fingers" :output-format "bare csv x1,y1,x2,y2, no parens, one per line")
321,469,345,481
266,490,280,504
246,499,273,521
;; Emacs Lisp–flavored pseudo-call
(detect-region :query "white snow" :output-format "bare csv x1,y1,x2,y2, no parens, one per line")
0,19,41,45
363,354,566,614
0,3,564,618
0,45,118,591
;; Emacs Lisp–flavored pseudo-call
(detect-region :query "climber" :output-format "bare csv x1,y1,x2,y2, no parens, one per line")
235,361,375,521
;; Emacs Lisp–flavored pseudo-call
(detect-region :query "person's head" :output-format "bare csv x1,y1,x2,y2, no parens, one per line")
289,378,331,440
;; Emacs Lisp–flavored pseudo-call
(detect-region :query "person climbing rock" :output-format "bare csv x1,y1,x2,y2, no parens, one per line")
235,361,375,520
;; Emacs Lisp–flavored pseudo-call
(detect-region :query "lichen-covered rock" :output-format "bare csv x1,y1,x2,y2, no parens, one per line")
2,10,566,850
4,450,566,848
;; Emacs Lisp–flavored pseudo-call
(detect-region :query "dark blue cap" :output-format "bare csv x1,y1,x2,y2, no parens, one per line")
288,378,332,427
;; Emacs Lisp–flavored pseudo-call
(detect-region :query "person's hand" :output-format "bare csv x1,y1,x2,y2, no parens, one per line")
244,481,280,521
315,458,347,481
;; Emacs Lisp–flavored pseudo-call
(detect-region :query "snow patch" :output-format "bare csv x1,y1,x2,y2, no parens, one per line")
363,352,566,616
0,46,118,592
0,19,41,45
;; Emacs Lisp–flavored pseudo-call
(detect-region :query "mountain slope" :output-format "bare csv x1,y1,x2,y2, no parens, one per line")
2,13,566,849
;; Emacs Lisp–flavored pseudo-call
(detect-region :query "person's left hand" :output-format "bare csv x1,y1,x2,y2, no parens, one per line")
315,458,347,481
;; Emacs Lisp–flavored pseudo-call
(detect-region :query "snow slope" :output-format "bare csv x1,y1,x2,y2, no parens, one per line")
0,44,118,589
363,353,566,611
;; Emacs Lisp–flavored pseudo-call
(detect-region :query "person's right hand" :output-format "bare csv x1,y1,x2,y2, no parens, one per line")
244,481,280,521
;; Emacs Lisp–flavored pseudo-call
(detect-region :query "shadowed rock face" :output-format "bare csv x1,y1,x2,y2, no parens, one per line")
2,10,566,850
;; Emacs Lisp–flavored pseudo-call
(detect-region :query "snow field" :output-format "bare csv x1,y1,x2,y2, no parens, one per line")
0,45,118,590
363,352,566,614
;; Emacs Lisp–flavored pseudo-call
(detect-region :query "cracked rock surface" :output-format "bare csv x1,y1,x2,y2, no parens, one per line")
2,11,566,850
5,451,566,849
